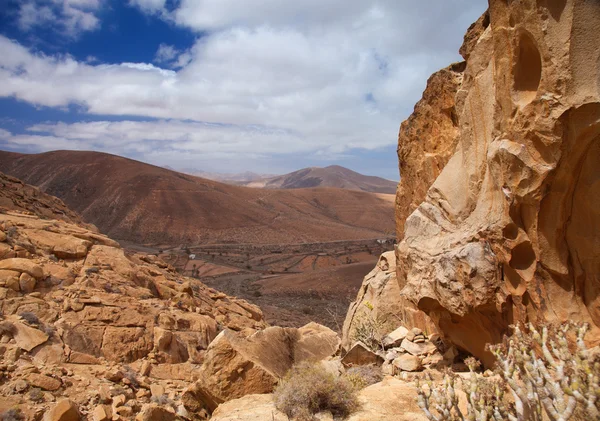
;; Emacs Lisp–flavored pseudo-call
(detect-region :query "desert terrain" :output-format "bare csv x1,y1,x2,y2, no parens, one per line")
0,150,396,246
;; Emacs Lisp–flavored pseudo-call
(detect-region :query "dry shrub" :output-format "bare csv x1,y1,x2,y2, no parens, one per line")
274,362,360,421
343,365,383,390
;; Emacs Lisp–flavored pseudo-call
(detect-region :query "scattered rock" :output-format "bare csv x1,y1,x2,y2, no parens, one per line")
135,404,176,421
382,326,409,349
43,399,80,421
392,354,422,372
27,373,62,391
400,338,437,356
341,342,384,367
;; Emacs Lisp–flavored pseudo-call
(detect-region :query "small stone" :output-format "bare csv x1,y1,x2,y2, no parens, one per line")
19,272,36,293
14,379,28,392
150,384,165,398
413,337,426,344
405,330,416,342
104,368,124,383
27,373,62,391
139,361,151,377
112,394,126,407
136,389,150,399
92,405,110,421
0,231,6,242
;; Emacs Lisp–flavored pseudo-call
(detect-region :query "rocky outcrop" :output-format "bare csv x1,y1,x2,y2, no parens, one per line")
395,0,600,366
341,252,436,351
395,63,465,240
0,172,267,419
183,323,340,414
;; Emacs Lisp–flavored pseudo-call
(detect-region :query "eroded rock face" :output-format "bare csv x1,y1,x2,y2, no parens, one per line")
341,252,436,351
183,323,340,414
396,0,600,366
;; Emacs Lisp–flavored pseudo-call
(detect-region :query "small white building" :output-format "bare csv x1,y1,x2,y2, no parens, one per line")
189,254,196,260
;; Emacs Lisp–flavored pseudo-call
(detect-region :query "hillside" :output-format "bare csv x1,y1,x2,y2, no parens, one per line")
0,150,395,245
242,165,397,194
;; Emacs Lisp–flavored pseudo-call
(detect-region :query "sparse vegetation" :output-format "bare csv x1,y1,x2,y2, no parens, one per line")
28,388,44,403
417,323,600,421
18,312,40,326
274,362,360,421
343,365,383,390
350,302,387,352
0,409,25,421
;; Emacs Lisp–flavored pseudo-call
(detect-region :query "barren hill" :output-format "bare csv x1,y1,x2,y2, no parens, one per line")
242,165,397,194
0,150,395,245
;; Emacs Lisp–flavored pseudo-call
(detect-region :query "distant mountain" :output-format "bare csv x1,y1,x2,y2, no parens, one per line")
0,150,395,245
180,169,277,183
242,165,398,194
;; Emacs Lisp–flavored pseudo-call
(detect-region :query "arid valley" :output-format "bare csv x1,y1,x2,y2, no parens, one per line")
0,1,599,421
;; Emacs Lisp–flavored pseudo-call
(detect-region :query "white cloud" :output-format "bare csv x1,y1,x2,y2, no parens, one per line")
17,0,103,37
0,1,486,166
154,44,192,69
129,0,166,14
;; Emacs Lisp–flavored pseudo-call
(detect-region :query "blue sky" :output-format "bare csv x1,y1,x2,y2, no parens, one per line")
0,0,486,180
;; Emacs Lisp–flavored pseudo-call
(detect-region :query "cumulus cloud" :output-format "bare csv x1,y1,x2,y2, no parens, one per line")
154,44,192,69
128,0,166,14
17,0,104,37
0,1,486,169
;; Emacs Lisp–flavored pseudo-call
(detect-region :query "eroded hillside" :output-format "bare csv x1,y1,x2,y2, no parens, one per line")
0,151,395,246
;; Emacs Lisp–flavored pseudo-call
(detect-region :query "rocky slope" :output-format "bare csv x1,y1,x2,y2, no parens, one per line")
384,0,600,367
0,172,269,418
0,151,395,245
243,165,398,194
0,172,459,421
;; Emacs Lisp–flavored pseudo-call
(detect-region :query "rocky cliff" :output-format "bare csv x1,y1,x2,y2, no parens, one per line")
397,0,600,366
346,0,600,367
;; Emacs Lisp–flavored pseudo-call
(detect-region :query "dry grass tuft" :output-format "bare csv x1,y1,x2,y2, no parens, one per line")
274,362,360,420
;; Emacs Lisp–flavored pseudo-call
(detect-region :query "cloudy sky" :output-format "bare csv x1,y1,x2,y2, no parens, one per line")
0,0,485,180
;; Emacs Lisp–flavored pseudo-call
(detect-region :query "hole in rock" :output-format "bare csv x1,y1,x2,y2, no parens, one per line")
502,223,519,240
513,31,542,105
509,241,537,271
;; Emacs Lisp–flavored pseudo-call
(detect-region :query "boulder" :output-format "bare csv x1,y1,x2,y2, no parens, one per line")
9,318,49,351
400,338,437,357
43,399,80,421
184,323,340,413
294,322,340,362
382,326,409,349
210,394,288,421
136,405,176,421
341,342,384,367
392,354,422,372
0,258,44,279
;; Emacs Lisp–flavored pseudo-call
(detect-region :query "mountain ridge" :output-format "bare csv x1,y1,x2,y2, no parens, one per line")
0,150,395,245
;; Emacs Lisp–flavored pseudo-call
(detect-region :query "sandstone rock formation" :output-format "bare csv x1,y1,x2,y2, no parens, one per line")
0,172,266,418
394,0,600,366
182,323,340,414
341,252,436,351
